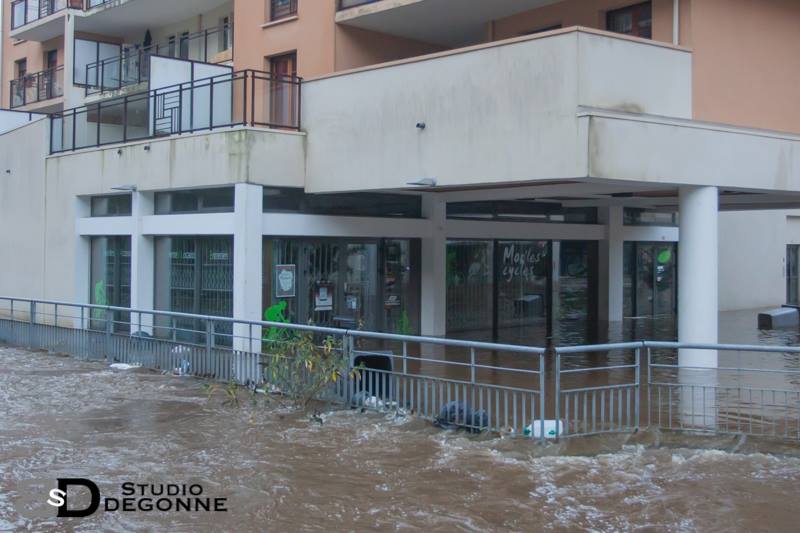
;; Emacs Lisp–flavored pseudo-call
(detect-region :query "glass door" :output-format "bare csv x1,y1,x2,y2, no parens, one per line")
495,240,550,345
339,242,379,331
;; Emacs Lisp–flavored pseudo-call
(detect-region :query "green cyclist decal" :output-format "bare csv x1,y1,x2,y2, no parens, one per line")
92,280,107,320
263,301,290,342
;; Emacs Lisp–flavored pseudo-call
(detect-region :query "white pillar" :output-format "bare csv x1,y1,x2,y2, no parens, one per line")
232,183,263,357
598,206,624,322
130,192,154,335
73,196,91,329
420,195,447,337
62,14,82,109
678,186,718,366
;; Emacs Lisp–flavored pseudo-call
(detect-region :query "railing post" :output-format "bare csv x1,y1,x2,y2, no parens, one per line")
554,349,561,439
209,77,215,130
469,347,476,384
29,300,36,349
402,341,408,375
206,319,214,376
241,71,248,126
122,95,128,143
296,77,302,130
634,344,641,431
539,352,546,444
105,307,113,362
250,71,255,126
646,344,652,429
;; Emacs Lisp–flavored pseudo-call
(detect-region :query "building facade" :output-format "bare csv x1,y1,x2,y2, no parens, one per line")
1,0,800,355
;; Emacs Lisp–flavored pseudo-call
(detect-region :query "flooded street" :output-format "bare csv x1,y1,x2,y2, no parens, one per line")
2,337,800,532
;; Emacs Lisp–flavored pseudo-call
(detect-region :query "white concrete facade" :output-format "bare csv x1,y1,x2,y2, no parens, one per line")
1,27,800,353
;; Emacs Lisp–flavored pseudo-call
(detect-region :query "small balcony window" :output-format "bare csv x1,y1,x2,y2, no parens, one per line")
606,2,652,40
271,0,297,21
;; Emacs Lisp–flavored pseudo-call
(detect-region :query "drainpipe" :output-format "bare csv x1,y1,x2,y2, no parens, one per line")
673,0,680,45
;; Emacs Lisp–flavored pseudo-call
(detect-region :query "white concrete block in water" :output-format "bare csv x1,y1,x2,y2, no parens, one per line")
758,307,800,330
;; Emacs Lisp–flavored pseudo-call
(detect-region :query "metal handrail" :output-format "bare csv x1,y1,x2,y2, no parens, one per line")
50,68,302,153
85,23,234,95
0,295,544,354
9,66,64,108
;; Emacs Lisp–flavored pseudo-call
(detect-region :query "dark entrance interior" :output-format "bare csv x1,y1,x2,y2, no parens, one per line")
446,240,598,345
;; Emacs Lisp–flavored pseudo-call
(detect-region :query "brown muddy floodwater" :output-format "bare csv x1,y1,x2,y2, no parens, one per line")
1,341,800,532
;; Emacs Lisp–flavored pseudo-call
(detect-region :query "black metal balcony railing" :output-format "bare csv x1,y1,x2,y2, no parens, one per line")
85,0,113,8
85,23,234,96
338,0,381,10
50,69,301,154
11,0,82,30
9,66,64,108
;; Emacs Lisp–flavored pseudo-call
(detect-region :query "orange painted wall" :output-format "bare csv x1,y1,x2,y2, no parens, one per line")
233,0,442,77
689,0,800,133
333,25,444,72
233,0,336,77
492,0,677,44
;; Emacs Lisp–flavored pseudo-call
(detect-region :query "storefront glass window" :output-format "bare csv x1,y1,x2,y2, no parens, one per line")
446,240,597,345
90,236,131,332
262,238,420,334
154,236,234,345
787,245,800,305
623,242,677,318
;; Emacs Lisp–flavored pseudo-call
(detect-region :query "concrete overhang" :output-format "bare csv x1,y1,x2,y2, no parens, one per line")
45,128,305,196
303,27,692,193
9,11,71,42
76,0,231,37
336,0,564,47
583,109,800,194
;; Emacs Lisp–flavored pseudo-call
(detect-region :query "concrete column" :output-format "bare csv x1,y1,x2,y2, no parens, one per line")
678,186,718,367
73,196,91,329
130,192,154,335
598,206,624,322
420,195,447,337
62,14,82,109
232,183,263,356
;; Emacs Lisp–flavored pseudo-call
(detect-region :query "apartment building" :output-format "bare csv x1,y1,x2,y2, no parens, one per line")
1,0,799,357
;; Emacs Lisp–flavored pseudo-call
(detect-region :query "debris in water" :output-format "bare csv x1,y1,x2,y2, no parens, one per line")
109,363,142,370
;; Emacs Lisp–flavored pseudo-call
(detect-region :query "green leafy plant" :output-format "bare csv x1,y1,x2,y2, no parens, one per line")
262,330,360,411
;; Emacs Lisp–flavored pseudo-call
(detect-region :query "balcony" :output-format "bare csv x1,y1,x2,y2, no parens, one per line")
302,27,692,192
10,0,82,40
85,23,233,96
50,69,301,153
76,0,232,38
9,66,64,110
335,0,566,47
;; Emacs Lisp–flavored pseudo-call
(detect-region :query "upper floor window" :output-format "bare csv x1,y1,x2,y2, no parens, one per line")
606,1,652,39
74,38,120,86
15,59,27,79
155,188,235,215
91,194,132,217
271,0,297,20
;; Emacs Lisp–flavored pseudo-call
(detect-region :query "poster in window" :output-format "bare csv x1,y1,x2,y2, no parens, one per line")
314,282,334,311
275,264,296,298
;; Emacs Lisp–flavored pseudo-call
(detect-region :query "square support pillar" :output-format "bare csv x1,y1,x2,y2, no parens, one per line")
130,192,154,335
420,195,447,337
73,196,91,329
233,183,263,356
62,14,83,109
598,206,624,323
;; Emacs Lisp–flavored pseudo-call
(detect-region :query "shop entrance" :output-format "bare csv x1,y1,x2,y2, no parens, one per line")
623,242,678,318
263,238,421,334
446,240,598,345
